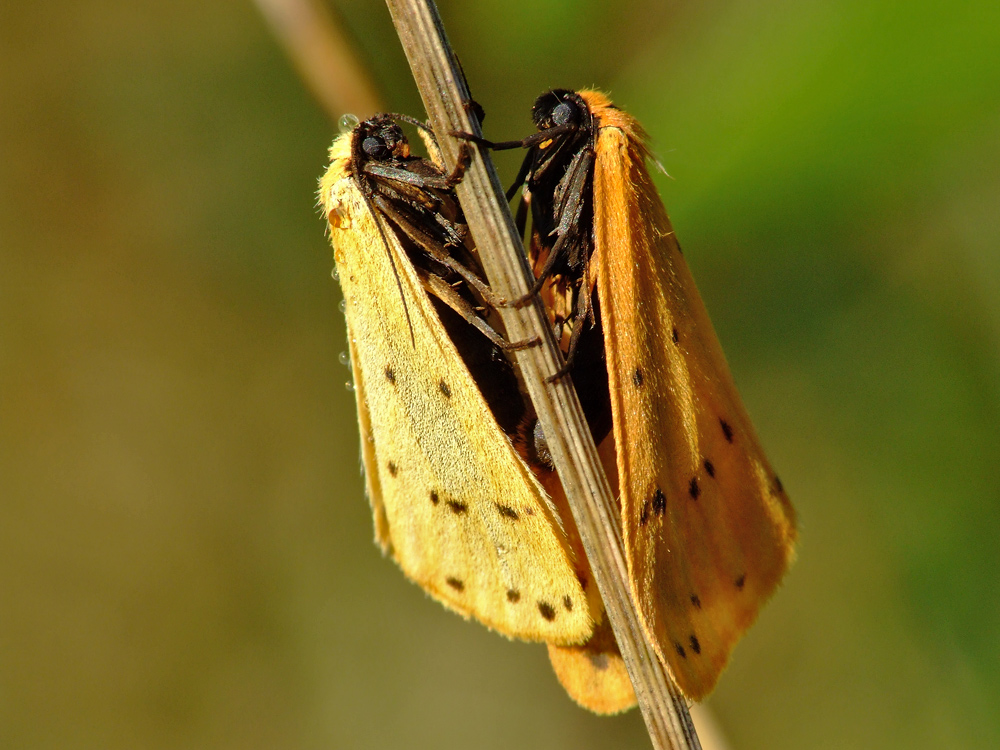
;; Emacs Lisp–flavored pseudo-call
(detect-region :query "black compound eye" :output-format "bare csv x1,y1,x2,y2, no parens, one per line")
551,101,576,127
362,136,390,161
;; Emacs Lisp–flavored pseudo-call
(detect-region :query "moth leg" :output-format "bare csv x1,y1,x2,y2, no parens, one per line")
505,150,535,202
449,129,567,203
544,273,596,383
514,225,577,308
515,147,595,308
384,112,432,133
441,142,472,187
451,122,579,151
449,131,518,151
372,194,510,310
419,270,539,351
451,122,585,206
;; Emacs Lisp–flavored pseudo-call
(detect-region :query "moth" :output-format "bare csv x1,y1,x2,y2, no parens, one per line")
318,113,601,648
472,89,798,704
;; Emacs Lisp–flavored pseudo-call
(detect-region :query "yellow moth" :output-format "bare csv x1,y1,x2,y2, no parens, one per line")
476,89,798,706
318,113,599,646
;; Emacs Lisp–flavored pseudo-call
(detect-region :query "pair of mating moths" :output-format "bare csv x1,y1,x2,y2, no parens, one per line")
319,90,797,714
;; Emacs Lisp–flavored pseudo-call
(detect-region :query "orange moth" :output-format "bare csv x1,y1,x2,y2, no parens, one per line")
318,114,602,649
477,89,798,705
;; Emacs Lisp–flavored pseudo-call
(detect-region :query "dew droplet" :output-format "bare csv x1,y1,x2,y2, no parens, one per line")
338,113,360,134
327,203,352,229
339,299,347,313
339,351,350,366
331,267,340,281
345,380,355,392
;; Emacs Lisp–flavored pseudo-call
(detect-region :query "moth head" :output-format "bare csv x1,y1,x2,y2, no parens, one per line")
358,115,411,164
532,89,587,131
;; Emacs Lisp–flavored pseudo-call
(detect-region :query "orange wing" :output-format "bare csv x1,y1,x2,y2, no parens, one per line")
585,91,797,700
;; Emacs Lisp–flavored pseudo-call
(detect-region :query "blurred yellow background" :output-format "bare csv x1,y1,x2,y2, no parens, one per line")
3,1,999,748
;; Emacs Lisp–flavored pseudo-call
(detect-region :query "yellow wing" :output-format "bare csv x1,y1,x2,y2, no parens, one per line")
320,134,593,644
589,98,797,699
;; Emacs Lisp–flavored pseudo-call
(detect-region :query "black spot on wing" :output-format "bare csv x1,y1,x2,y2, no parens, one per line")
387,461,398,477
672,327,679,344
506,589,521,603
772,475,784,494
632,367,644,387
703,459,715,477
640,498,652,526
675,642,687,658
652,487,666,516
446,577,464,591
446,500,468,515
688,477,700,500
735,574,746,590
495,503,519,520
438,379,452,398
589,653,610,671
690,594,702,609
384,365,396,384
430,490,439,505
538,602,556,621
720,419,734,443
689,635,701,655
562,595,573,611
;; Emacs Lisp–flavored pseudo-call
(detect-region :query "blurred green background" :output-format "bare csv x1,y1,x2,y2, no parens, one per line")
3,1,999,748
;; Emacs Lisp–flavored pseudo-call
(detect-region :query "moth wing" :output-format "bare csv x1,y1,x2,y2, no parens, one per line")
321,136,592,644
546,618,636,714
592,124,797,699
